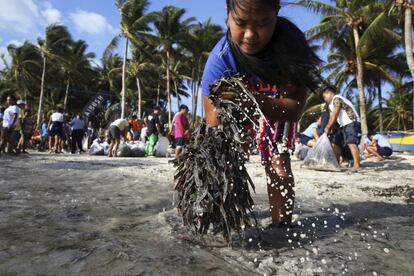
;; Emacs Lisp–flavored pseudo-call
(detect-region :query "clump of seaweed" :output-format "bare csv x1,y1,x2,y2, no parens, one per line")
173,76,260,243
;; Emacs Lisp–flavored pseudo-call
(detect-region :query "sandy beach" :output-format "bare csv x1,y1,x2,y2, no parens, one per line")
0,152,413,275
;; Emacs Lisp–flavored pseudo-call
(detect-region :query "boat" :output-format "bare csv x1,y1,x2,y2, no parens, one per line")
384,131,414,152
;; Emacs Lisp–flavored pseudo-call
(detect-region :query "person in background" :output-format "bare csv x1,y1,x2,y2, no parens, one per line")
129,115,141,141
18,108,35,153
299,117,321,148
48,107,65,153
140,122,148,143
172,104,189,157
145,106,161,157
12,100,26,153
366,131,393,161
108,118,130,157
0,95,20,155
70,113,86,154
39,115,49,151
323,86,362,171
0,106,5,146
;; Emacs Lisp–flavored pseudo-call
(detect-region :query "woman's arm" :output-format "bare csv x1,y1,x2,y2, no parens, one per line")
204,96,219,127
254,85,307,122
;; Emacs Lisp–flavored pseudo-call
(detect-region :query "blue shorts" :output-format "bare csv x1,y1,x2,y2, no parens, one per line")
175,137,185,147
342,122,361,145
299,134,312,146
377,146,392,157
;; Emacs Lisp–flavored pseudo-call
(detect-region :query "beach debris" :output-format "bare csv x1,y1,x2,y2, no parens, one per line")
302,134,341,172
173,76,260,242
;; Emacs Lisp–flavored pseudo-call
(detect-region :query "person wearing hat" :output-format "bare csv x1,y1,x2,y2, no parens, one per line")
172,104,189,157
9,99,26,153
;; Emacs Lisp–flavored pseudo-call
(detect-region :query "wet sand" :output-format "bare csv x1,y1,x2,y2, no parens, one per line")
0,152,413,275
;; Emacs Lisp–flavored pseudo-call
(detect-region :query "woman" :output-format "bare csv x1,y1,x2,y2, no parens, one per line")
202,0,321,227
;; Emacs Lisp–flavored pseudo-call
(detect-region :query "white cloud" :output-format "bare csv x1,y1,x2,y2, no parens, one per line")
41,2,62,25
0,0,41,34
0,47,11,70
70,10,117,36
0,0,63,34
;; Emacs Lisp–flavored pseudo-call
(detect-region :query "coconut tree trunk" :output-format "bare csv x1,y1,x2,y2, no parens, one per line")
121,37,129,119
36,54,47,127
174,80,180,110
63,78,70,111
191,81,195,116
377,81,384,133
166,50,172,128
136,76,142,120
157,84,160,105
353,25,368,135
193,80,200,127
403,0,414,129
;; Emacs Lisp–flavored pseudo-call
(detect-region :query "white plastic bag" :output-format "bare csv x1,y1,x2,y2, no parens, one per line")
155,135,170,157
89,142,104,155
302,134,341,172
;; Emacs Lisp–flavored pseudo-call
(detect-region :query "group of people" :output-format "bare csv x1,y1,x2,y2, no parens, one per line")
106,104,189,158
297,86,393,169
0,94,93,156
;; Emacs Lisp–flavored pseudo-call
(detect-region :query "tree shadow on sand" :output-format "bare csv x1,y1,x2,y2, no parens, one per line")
231,201,414,251
362,155,414,172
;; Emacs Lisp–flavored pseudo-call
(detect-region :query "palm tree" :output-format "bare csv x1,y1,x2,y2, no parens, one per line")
184,19,223,121
383,80,413,130
128,45,159,119
62,39,95,110
150,5,195,127
387,0,414,129
112,0,155,119
36,24,72,126
6,42,41,101
298,0,386,135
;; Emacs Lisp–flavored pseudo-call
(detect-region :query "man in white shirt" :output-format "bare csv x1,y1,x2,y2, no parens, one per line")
322,87,361,171
0,95,20,155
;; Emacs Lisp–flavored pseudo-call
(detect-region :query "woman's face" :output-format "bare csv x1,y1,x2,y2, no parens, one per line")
227,5,277,55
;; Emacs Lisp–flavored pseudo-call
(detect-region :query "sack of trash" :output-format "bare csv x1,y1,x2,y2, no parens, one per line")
102,142,110,156
155,135,170,157
129,141,146,157
117,143,131,157
89,142,104,155
302,133,341,172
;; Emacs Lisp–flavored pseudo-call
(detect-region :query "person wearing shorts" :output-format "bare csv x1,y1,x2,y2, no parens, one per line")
366,132,393,160
299,117,321,147
172,104,189,157
323,86,361,171
108,118,130,157
48,107,65,153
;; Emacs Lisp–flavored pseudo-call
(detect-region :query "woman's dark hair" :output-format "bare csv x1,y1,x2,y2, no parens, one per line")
179,104,189,111
226,1,322,91
226,0,280,13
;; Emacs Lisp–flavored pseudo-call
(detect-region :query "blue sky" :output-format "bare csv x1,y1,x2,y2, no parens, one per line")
0,0,326,111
